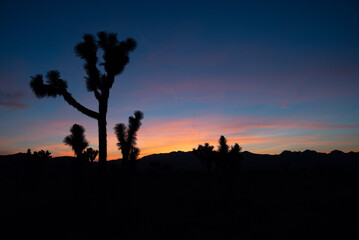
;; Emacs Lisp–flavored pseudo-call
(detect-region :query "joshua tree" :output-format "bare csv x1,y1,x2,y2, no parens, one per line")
230,143,241,156
30,32,137,164
83,147,99,163
27,149,52,161
194,136,242,174
217,136,242,173
114,111,144,161
64,124,89,158
218,135,229,155
193,143,215,171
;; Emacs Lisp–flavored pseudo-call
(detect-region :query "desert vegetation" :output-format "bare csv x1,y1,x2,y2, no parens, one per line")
114,110,144,161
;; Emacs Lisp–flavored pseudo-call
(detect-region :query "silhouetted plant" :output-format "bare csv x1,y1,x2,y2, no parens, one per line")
37,150,52,160
193,143,215,171
114,111,144,161
25,149,51,187
229,143,241,156
27,149,52,160
218,136,229,155
83,147,99,163
30,32,137,164
228,142,242,174
194,136,243,179
63,124,89,158
216,136,242,176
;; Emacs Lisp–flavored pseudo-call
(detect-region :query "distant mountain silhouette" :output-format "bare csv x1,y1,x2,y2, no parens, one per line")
137,149,359,172
1,150,358,175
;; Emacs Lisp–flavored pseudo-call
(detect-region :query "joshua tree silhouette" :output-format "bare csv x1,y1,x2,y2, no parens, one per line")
64,124,89,158
27,149,52,160
217,136,242,174
193,143,215,171
114,111,144,161
193,136,242,174
30,32,136,164
218,136,229,155
83,147,99,163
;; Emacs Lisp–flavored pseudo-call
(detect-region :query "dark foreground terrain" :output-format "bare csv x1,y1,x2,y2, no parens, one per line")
1,150,359,239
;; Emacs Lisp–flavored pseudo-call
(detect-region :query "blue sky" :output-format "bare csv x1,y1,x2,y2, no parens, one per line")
1,0,358,158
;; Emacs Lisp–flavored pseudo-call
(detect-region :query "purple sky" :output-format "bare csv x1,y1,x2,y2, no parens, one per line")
1,0,358,158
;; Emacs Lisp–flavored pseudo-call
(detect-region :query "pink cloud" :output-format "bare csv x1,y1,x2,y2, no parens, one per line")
0,102,28,109
0,90,28,110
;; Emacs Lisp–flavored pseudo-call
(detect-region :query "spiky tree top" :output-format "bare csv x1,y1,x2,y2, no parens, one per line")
74,32,137,92
30,32,136,120
64,124,89,157
114,111,144,161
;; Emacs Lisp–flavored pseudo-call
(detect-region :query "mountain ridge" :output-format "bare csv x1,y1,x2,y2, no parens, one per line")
1,149,358,174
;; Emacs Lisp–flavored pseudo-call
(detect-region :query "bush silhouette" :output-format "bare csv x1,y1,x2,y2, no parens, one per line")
83,147,99,163
193,143,215,171
114,111,144,161
194,136,242,173
63,124,89,158
193,135,243,191
217,136,242,174
218,135,229,155
27,149,52,160
24,149,52,188
30,32,137,164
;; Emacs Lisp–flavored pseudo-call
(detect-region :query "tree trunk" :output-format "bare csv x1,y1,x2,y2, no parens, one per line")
98,90,109,165
98,116,107,164
96,93,109,218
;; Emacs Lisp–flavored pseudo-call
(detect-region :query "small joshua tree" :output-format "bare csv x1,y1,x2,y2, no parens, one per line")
218,136,229,155
229,143,242,167
27,149,52,161
193,136,242,174
83,147,99,163
64,124,89,158
193,143,215,171
217,136,242,173
114,111,144,161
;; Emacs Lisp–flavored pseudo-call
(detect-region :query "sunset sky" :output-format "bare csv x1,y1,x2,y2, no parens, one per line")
1,0,358,159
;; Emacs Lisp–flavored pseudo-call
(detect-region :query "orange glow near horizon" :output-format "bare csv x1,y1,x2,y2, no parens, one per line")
104,116,359,160
1,116,358,159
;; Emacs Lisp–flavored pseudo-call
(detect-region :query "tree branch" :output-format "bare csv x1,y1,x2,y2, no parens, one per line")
94,89,101,101
62,91,99,119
